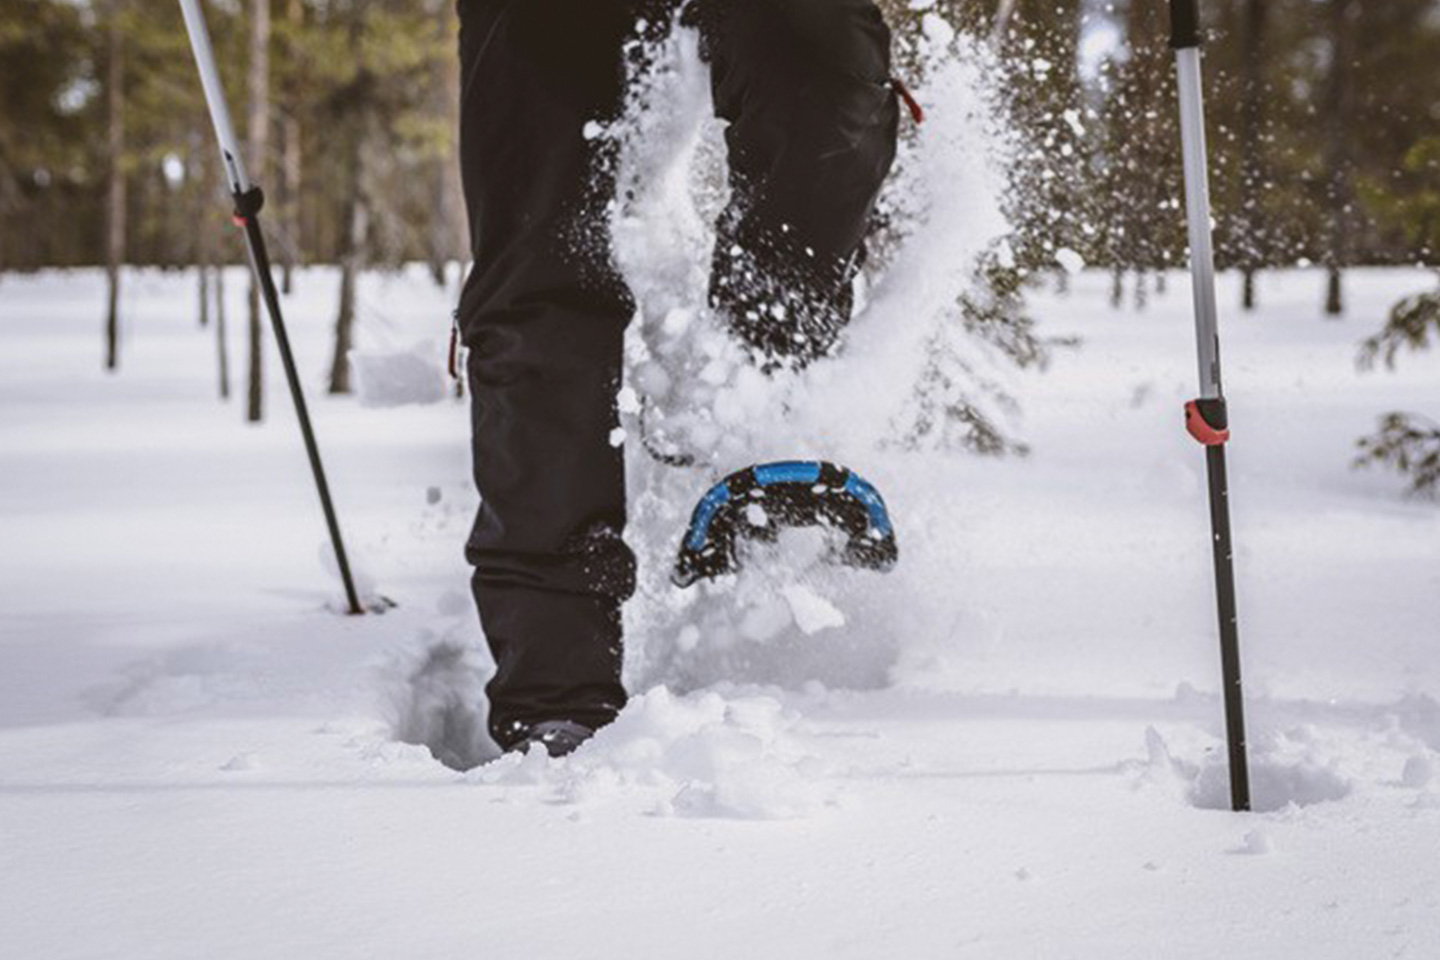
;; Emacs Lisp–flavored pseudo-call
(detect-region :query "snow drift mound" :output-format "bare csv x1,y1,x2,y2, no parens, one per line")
1138,726,1354,813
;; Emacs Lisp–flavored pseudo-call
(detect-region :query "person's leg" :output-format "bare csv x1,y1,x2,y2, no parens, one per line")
689,0,899,367
456,0,638,750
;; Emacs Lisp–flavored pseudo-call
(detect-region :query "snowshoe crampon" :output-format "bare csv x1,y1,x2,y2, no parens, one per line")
673,461,898,587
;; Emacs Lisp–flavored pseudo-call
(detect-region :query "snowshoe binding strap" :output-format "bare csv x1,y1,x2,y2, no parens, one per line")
672,460,898,587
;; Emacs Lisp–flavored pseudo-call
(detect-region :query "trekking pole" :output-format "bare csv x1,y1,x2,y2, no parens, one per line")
1168,0,1250,811
178,0,365,616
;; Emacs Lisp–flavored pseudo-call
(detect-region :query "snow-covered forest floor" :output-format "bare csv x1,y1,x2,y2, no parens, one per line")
3,266,1439,958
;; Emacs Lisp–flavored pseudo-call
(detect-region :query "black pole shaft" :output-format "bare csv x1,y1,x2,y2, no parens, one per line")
239,208,364,616
1205,444,1250,811
1169,0,1202,48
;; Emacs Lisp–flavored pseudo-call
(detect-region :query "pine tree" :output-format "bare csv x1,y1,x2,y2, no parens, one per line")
1356,139,1440,497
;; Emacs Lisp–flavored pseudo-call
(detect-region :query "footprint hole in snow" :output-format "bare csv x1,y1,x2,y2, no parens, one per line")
382,639,498,771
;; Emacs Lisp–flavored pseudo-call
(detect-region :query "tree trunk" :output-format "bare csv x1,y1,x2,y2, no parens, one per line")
199,260,210,329
217,265,231,401
1239,0,1266,311
0,150,14,273
1324,267,1344,315
193,132,211,328
1322,0,1356,317
281,115,301,293
427,7,467,288
104,1,127,373
246,0,271,421
281,0,303,294
330,132,368,396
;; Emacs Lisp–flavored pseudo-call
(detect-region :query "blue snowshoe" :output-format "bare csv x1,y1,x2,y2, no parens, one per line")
673,460,898,587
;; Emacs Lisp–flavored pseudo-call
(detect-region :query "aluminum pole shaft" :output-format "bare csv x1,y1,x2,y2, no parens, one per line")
177,0,250,194
1175,48,1223,401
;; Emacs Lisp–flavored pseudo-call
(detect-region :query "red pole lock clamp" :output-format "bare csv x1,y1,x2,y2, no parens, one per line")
1185,398,1230,446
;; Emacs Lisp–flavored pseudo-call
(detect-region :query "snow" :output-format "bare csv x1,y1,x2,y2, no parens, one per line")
1055,246,1087,273
3,264,1439,958
3,26,1440,958
350,342,447,408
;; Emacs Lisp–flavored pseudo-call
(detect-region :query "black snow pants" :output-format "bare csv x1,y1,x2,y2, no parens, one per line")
456,0,898,750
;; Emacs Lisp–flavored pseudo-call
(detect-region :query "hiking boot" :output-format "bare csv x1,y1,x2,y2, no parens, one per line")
513,720,595,758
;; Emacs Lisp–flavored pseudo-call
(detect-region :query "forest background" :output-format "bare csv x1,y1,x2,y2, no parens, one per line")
2,0,1437,443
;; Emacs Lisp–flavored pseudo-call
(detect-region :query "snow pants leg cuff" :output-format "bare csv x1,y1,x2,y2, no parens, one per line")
474,579,628,751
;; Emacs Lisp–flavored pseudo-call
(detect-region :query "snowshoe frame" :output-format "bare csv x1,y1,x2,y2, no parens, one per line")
673,460,898,587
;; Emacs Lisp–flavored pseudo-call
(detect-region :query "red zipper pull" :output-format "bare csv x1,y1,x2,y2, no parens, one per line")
448,311,461,381
891,77,925,125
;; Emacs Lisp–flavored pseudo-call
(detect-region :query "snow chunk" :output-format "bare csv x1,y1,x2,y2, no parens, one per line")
1054,247,1087,274
473,688,833,820
781,585,847,636
921,12,955,47
661,307,694,336
220,753,258,772
995,238,1016,270
615,386,642,415
1235,830,1274,856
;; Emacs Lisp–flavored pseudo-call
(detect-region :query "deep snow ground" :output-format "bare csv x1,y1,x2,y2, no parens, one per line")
2,266,1440,958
